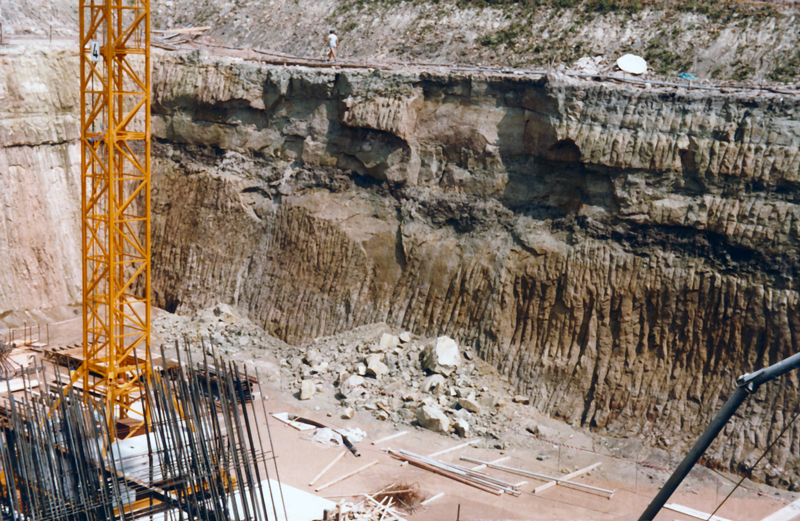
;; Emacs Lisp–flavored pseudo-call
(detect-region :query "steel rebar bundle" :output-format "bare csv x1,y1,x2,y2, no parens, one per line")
0,341,285,521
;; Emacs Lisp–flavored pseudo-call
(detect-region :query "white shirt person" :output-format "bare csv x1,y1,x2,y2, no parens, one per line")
327,30,338,61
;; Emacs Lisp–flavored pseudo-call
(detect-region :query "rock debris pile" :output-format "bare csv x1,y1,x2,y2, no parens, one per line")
280,326,531,441
154,306,526,441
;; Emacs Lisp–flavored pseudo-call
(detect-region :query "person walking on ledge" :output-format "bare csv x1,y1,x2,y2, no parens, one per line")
327,29,338,61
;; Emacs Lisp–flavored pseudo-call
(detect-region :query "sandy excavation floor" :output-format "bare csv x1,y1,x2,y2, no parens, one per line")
22,306,796,521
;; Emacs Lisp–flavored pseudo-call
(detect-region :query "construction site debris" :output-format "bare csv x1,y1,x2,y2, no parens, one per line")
158,315,526,442
419,492,444,506
664,503,733,521
314,427,345,447
287,414,364,456
460,457,613,497
374,333,399,353
387,449,519,496
427,440,479,458
152,26,211,34
617,54,648,75
373,482,424,513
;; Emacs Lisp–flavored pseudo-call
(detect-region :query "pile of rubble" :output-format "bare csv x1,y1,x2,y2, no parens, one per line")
286,328,531,440
153,304,529,441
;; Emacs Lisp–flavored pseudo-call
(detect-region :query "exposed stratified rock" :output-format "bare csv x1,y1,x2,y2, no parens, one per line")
422,337,461,377
0,45,82,322
416,405,450,434
8,45,800,489
146,53,800,487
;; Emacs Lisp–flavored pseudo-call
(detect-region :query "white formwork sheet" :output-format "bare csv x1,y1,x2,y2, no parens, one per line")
143,479,336,521
228,479,337,521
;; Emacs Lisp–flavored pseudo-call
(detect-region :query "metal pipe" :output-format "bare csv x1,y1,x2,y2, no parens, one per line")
459,456,614,496
639,351,800,521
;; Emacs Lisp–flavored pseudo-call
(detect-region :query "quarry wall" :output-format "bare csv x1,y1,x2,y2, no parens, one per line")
3,46,800,487
0,45,82,321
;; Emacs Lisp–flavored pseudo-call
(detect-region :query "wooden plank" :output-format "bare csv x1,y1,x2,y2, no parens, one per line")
471,456,510,471
427,440,479,458
272,412,315,431
533,462,602,494
315,461,379,492
372,431,408,445
420,492,445,506
0,379,39,393
664,503,733,521
309,451,346,486
761,498,800,521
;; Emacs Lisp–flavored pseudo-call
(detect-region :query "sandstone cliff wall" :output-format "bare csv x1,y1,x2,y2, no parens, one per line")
0,45,82,322
150,52,800,487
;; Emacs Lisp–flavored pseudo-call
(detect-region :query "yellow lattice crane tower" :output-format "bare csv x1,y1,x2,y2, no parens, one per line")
74,0,152,436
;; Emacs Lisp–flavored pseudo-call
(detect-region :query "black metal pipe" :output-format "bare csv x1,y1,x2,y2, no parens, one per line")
638,387,748,521
639,350,800,521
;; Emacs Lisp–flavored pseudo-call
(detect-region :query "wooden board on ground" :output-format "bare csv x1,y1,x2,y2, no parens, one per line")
664,503,733,521
761,498,800,521
533,462,602,494
272,412,316,431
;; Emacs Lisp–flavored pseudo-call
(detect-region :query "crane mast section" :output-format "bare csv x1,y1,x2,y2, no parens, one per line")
77,0,152,433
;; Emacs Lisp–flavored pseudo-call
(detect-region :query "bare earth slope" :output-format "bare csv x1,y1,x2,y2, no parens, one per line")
3,0,800,82
147,50,800,489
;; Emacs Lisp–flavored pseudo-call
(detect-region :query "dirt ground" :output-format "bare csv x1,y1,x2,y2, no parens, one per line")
28,308,797,521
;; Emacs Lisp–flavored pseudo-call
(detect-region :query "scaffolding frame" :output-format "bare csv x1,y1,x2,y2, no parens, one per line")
75,0,152,435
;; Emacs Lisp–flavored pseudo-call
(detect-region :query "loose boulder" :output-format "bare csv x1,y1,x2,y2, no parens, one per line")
454,418,471,438
366,353,389,378
416,405,451,433
300,380,315,400
422,336,460,376
421,374,446,394
341,375,369,401
372,333,399,353
457,397,482,414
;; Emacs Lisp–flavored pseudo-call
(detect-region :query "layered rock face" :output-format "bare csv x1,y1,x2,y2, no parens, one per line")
0,44,82,321
151,52,800,487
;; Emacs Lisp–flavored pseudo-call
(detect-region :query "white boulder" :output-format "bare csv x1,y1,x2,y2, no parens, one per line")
422,336,461,376
416,405,451,434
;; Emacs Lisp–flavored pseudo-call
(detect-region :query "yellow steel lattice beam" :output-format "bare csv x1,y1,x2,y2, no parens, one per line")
75,0,151,437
